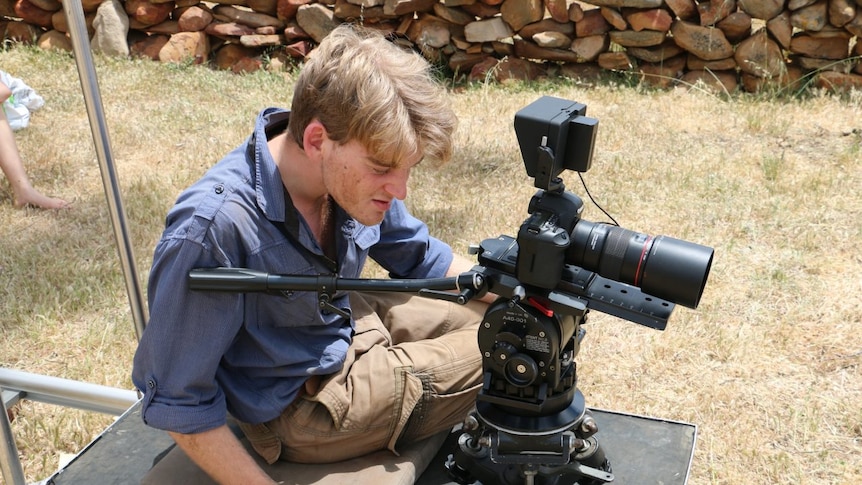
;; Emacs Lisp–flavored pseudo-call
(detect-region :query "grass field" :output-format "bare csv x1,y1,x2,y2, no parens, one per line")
1,45,860,484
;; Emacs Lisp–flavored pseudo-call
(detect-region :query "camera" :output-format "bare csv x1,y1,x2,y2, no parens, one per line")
513,96,713,309
446,96,714,484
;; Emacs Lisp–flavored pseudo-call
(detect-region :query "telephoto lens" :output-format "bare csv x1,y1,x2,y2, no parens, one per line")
568,221,714,309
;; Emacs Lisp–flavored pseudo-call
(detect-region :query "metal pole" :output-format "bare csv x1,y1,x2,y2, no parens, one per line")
0,387,26,485
62,0,148,340
0,369,139,416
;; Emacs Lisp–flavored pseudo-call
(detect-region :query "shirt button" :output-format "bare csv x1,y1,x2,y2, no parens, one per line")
214,184,224,194
147,379,156,389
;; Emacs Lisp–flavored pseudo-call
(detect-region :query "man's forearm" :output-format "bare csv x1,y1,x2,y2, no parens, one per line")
169,425,277,485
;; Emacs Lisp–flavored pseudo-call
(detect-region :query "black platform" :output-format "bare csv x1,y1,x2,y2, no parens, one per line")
48,401,695,484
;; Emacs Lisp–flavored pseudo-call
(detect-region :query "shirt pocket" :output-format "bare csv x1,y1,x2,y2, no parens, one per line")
247,289,324,328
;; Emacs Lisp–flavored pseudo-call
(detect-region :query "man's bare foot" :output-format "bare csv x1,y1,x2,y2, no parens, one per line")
13,188,69,210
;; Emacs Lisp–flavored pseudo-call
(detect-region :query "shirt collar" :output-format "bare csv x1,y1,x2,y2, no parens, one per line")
251,107,291,225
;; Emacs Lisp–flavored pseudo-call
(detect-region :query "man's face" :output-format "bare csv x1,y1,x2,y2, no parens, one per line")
321,138,420,226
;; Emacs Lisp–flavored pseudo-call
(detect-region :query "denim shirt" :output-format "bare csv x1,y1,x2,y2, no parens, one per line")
131,108,453,434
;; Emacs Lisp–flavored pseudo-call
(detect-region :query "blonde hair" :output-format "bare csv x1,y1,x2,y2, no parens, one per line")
288,24,456,167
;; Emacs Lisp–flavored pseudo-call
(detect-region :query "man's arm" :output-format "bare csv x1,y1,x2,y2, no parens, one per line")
169,425,278,485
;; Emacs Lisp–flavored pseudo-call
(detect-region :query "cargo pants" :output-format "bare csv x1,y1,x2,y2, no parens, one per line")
238,291,485,464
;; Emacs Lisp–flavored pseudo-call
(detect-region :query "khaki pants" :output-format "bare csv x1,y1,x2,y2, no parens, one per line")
240,291,485,464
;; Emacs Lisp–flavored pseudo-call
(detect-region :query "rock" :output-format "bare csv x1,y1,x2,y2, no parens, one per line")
665,0,698,20
130,33,169,59
544,0,568,23
28,0,59,13
448,51,489,72
51,9,96,35
575,8,610,37
738,0,784,20
638,53,685,88
500,0,544,32
740,64,804,92
278,0,313,20
680,69,738,93
670,20,734,60
601,7,626,31
788,0,818,9
37,29,71,51
295,3,339,42
178,6,214,32
697,0,736,26
581,0,662,7
91,0,130,56
558,62,605,82
789,32,850,59
570,34,609,62
608,29,666,47
214,43,256,69
213,4,285,29
597,51,633,70
433,3,474,25
519,18,574,38
717,11,751,43
240,33,283,47
532,31,571,48
125,0,173,27
845,10,862,36
567,2,584,22
514,38,582,62
735,29,784,77
206,21,256,37
790,0,827,31
767,11,792,48
464,17,513,42
494,57,544,82
815,71,862,92
625,8,672,32
406,14,450,49
687,53,737,70
158,31,210,64
828,0,856,27
3,19,42,43
14,0,54,28
627,39,684,62
383,0,437,16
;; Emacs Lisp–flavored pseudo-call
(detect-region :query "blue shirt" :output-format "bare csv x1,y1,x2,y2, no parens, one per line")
131,108,454,434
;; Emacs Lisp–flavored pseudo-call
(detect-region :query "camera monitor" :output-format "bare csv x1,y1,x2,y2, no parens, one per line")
514,96,599,190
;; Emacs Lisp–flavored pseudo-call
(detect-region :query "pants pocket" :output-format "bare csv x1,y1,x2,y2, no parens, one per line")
237,420,282,464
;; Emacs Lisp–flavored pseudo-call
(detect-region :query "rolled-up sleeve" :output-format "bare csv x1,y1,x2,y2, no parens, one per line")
132,231,243,434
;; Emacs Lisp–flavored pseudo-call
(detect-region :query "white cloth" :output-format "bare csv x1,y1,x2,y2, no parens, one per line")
1,69,45,131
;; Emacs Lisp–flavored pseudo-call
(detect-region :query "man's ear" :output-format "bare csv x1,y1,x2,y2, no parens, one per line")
302,120,328,160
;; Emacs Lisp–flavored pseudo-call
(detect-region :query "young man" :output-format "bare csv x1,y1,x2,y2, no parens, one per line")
132,25,487,484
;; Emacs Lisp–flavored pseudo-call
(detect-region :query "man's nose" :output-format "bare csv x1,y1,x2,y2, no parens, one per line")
384,168,409,200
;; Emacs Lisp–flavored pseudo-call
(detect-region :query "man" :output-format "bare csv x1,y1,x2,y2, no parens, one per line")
132,25,487,484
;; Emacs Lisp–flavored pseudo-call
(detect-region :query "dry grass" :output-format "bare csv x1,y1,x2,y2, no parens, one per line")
1,45,861,484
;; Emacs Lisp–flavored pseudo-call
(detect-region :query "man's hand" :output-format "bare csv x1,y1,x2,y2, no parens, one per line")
447,253,496,303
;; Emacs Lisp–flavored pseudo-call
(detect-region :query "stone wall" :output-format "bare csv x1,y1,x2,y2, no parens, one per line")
2,0,861,93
